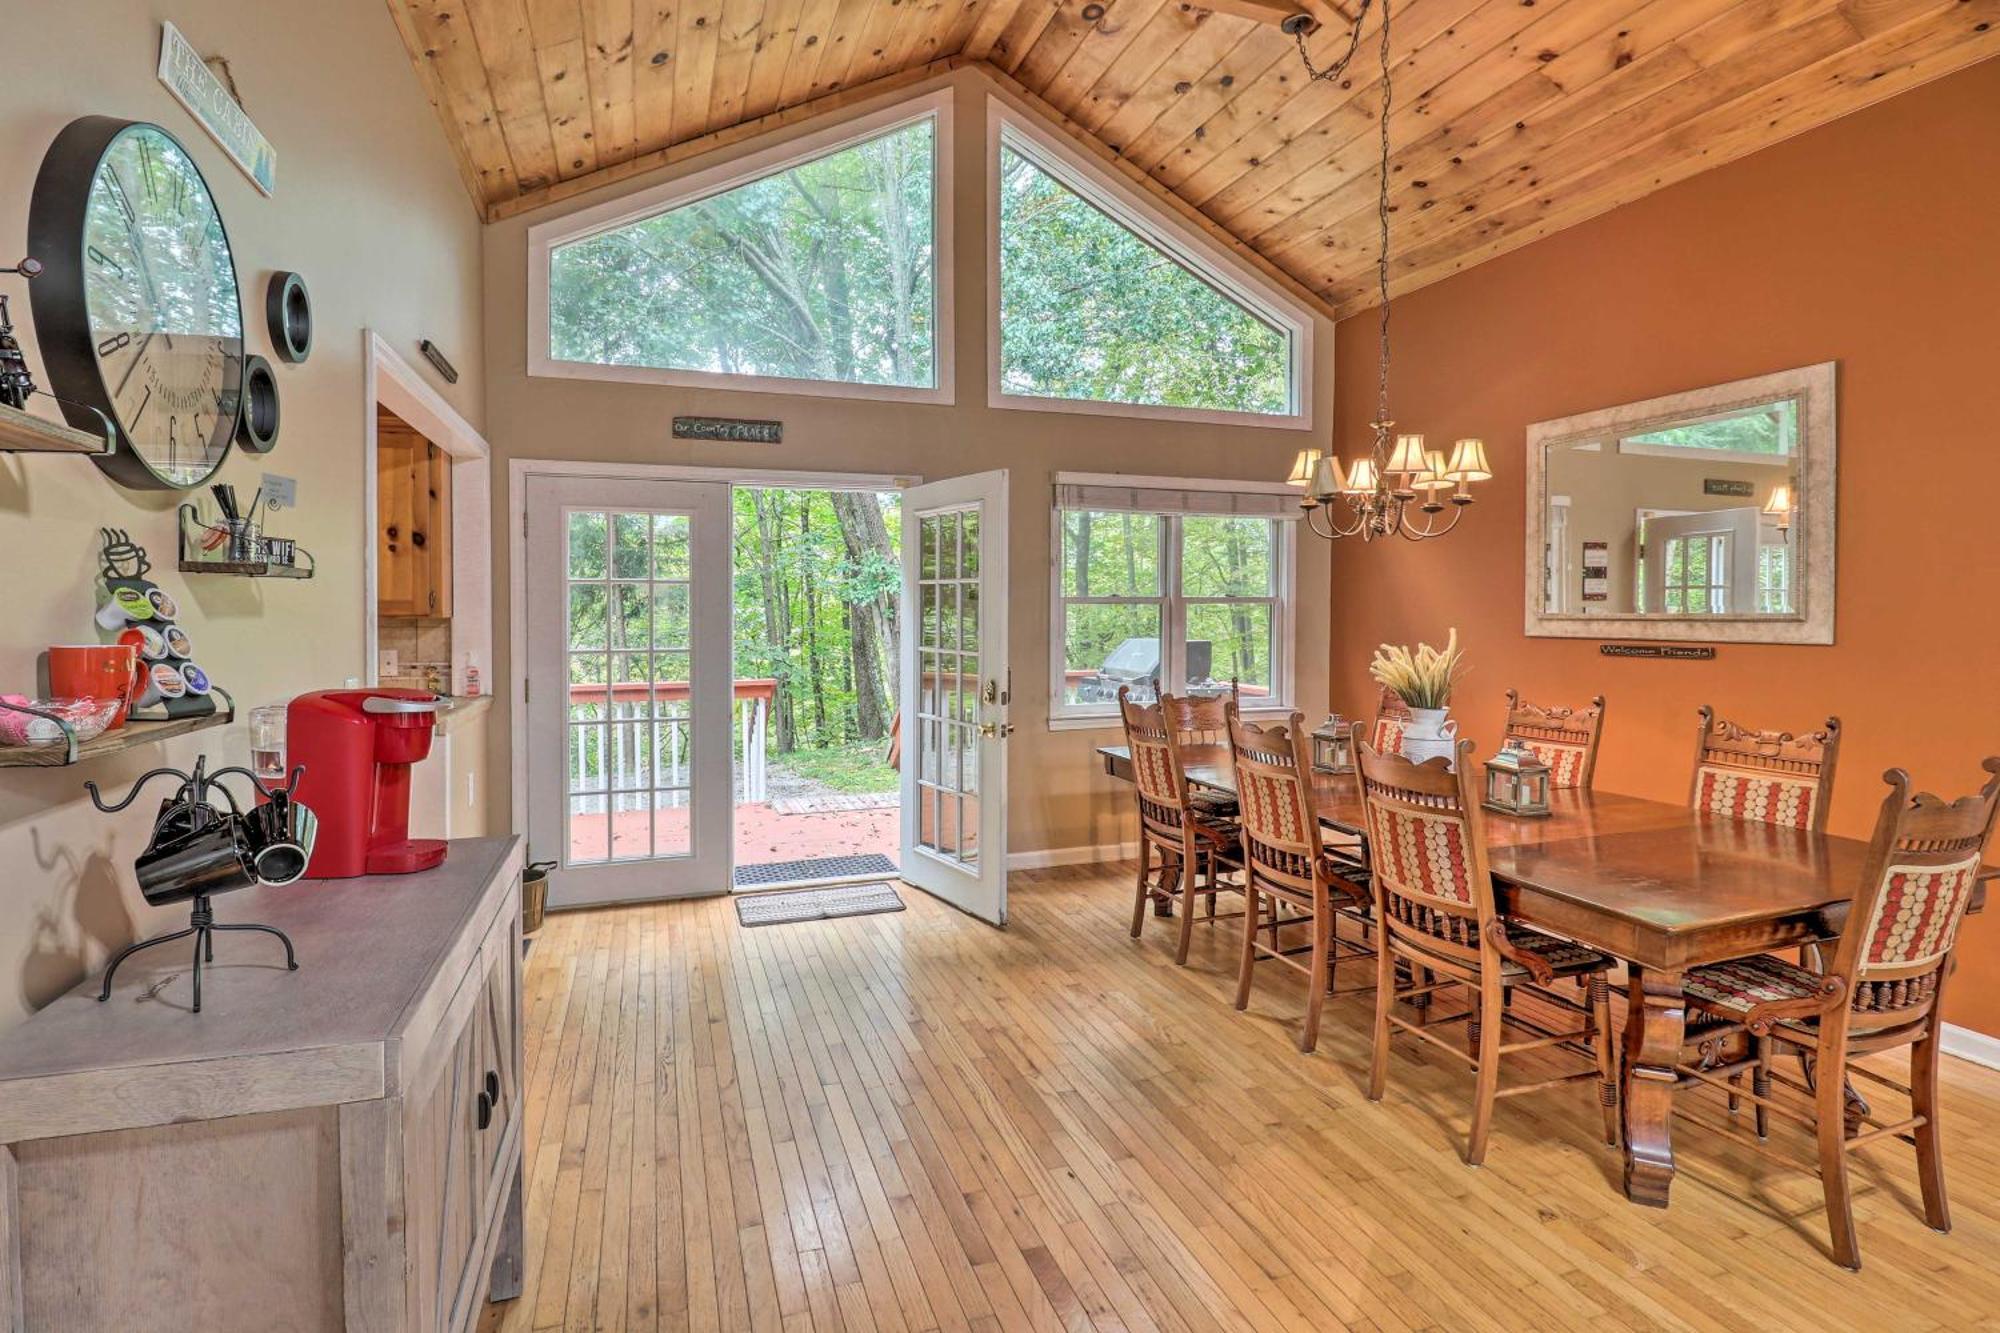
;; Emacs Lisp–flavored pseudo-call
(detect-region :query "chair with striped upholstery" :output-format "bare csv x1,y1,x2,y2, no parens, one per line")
1368,684,1413,757
1501,690,1606,790
1359,737,1621,1165
1229,708,1374,1053
1688,705,1841,831
1674,760,2000,1270
1119,687,1245,965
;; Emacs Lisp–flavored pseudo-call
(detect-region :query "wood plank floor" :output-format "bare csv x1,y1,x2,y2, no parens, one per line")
481,864,2000,1332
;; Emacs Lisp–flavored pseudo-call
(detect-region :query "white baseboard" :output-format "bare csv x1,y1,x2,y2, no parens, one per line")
1942,1023,2000,1071
1007,841,1138,871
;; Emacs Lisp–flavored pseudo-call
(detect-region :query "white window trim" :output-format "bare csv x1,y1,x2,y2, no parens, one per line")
527,89,955,405
986,97,1314,432
1048,477,1298,732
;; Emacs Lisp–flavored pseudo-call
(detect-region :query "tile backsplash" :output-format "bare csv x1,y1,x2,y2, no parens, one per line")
379,616,452,692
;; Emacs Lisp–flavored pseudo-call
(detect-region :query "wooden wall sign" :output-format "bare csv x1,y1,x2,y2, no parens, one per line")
1600,643,1716,660
673,416,782,444
157,22,276,195
1702,478,1756,497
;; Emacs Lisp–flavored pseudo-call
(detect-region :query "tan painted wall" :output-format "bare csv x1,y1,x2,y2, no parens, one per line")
0,3,483,1030
1326,59,2000,1036
480,68,1334,859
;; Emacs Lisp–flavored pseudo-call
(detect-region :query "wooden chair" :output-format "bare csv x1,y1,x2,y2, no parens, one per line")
1673,760,2000,1270
1228,709,1376,1053
1149,676,1240,748
1368,684,1412,756
1358,736,1621,1164
1501,690,1606,790
1118,687,1245,965
1689,705,1842,831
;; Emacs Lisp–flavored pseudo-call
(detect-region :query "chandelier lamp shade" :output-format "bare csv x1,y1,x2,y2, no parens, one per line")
1278,0,1493,543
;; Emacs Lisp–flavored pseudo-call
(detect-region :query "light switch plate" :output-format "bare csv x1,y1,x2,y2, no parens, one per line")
378,648,400,678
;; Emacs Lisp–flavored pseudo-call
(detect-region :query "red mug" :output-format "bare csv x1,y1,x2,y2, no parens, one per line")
49,644,143,729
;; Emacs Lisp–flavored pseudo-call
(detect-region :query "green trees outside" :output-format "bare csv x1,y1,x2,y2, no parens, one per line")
997,142,1290,415
735,488,901,761
550,119,936,387
1624,400,1796,454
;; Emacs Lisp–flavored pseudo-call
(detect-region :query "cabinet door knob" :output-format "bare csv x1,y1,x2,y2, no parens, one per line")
476,1090,493,1131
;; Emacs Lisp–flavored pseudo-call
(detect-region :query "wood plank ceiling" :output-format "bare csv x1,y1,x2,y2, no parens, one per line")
388,0,2000,316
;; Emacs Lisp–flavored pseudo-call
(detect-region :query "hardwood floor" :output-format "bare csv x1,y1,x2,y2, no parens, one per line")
482,863,2000,1331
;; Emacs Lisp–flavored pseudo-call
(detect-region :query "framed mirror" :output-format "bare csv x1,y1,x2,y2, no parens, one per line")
1525,362,1835,645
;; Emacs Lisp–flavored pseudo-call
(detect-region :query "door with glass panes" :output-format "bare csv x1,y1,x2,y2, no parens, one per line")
525,475,732,906
899,471,1009,924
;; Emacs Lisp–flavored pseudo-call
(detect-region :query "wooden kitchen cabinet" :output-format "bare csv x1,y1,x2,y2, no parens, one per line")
378,405,454,619
0,837,525,1331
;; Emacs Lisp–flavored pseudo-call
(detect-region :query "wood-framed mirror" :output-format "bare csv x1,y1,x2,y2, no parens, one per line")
1525,362,1836,646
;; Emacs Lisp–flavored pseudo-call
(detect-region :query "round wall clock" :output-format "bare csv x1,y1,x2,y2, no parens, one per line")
28,118,245,490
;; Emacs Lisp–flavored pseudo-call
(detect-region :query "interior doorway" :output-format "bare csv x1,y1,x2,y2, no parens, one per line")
730,484,904,889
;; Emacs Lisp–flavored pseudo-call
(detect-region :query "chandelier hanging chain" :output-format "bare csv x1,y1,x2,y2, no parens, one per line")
1288,0,1488,543
1287,0,1374,86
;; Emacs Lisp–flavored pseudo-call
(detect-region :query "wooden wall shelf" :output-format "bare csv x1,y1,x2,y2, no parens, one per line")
0,401,109,455
0,707,235,768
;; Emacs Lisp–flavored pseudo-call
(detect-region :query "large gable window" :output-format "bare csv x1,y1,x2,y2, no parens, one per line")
530,95,951,401
990,106,1310,429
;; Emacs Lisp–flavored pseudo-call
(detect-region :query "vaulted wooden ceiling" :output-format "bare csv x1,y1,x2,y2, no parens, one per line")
387,0,1999,316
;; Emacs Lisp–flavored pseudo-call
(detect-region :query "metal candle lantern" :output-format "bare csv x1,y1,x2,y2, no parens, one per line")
1311,715,1355,773
1483,740,1552,817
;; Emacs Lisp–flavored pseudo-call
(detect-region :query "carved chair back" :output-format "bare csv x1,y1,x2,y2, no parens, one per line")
1502,690,1606,790
1357,735,1496,970
1689,706,1842,832
1227,709,1327,904
1119,687,1194,848
1155,679,1239,748
1826,761,2000,1036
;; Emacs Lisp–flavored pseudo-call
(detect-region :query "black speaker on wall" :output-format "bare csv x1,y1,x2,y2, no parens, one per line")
266,270,312,364
236,354,280,453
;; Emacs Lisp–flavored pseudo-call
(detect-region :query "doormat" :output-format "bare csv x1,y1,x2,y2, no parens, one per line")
733,853,898,887
735,882,905,928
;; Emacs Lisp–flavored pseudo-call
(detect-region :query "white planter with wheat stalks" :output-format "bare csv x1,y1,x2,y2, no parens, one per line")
1368,629,1468,769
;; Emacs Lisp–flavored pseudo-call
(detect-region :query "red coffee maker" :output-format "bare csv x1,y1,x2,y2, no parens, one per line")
287,689,447,878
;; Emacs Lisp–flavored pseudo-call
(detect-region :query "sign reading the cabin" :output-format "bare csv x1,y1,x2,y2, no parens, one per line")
1599,643,1717,660
1702,478,1756,498
157,22,276,195
672,416,782,444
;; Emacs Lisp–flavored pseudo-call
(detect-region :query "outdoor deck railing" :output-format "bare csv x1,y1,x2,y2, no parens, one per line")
567,678,776,811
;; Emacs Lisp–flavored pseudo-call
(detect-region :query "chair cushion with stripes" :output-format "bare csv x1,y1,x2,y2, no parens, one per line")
1366,802,1474,905
1501,926,1612,976
1861,857,1981,970
1684,954,1824,1016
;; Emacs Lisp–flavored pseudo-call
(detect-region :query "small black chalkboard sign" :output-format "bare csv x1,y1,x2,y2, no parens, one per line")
1599,643,1717,660
673,416,782,444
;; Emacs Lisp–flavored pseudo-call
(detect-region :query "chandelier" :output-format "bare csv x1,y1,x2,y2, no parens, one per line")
1279,0,1491,542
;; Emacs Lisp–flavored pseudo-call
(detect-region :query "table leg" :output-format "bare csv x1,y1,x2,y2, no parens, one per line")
1622,965,1685,1207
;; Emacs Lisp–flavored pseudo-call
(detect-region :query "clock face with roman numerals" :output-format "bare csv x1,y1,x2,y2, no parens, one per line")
29,119,243,490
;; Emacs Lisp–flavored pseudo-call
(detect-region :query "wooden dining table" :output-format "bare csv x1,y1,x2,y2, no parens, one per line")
1098,742,1993,1208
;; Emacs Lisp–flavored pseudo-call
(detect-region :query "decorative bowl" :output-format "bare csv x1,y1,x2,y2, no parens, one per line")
0,696,124,747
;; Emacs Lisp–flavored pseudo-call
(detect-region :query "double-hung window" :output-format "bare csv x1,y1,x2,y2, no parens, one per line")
1051,474,1296,727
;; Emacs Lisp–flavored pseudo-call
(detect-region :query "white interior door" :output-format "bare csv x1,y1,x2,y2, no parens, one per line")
1640,507,1759,614
526,475,732,907
899,470,1009,924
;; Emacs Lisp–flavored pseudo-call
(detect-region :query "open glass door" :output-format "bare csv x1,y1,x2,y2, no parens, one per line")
899,470,1009,924
526,475,732,907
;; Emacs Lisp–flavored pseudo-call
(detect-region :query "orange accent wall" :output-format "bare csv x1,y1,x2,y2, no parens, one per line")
1328,58,2000,1036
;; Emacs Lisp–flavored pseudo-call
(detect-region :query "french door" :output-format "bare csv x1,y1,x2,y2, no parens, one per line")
525,475,732,907
899,470,1010,924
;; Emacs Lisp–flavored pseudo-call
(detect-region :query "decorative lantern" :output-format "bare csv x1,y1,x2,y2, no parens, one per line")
1483,740,1551,817
1311,715,1354,773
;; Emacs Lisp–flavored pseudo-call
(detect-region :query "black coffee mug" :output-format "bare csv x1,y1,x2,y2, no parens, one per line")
135,816,258,907
242,793,318,886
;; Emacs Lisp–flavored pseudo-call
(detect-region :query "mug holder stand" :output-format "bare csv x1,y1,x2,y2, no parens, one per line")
96,892,298,1014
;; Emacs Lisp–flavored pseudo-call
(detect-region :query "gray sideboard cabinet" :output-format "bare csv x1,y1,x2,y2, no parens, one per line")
0,836,527,1331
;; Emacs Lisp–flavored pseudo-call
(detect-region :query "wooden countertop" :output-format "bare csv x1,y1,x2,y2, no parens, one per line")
0,836,522,1143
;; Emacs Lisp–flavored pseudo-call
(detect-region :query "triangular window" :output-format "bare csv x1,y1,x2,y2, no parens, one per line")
995,122,1304,422
543,106,941,395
